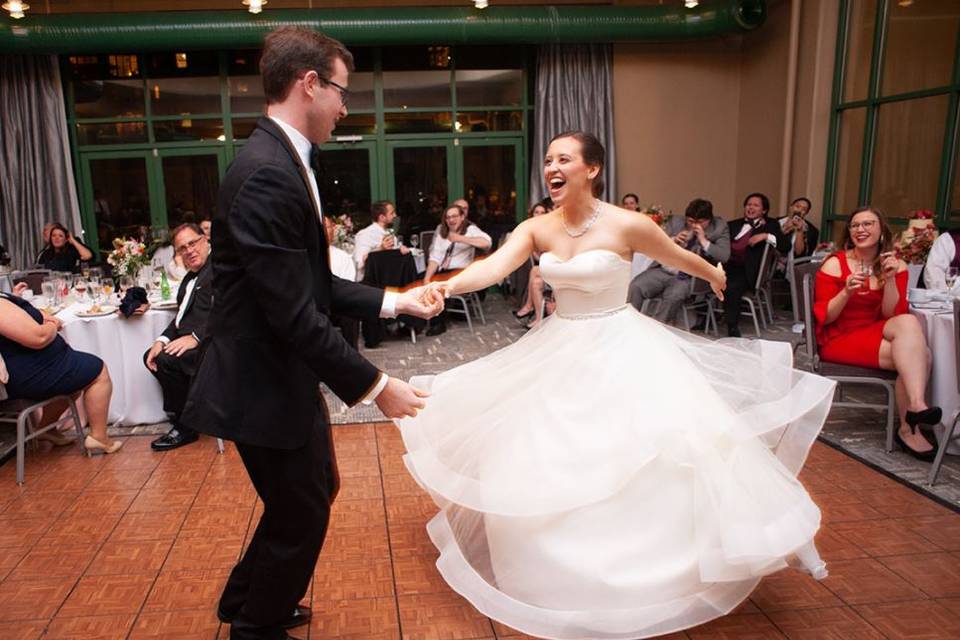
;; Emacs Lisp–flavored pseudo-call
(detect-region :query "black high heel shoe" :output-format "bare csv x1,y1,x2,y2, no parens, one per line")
895,407,942,462
512,309,534,321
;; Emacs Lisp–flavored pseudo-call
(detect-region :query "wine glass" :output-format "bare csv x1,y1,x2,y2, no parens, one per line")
74,278,88,302
88,280,103,304
119,275,135,294
102,281,115,303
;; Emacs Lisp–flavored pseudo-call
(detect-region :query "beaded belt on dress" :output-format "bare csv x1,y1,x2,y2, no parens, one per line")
556,304,629,320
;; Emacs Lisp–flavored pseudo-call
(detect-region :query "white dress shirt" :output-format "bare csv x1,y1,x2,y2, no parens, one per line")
734,220,778,248
924,231,956,290
330,246,357,281
428,225,492,271
353,223,389,281
155,274,198,345
269,116,396,403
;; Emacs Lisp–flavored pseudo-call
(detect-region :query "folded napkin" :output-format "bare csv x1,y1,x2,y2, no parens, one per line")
119,286,149,318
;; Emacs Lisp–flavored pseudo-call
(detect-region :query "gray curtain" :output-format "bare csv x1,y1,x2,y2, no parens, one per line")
529,44,617,205
0,55,82,269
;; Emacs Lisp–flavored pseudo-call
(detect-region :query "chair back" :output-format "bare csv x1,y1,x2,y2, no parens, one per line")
955,297,960,395
11,270,51,295
801,270,820,364
419,230,435,257
754,243,778,291
793,261,821,327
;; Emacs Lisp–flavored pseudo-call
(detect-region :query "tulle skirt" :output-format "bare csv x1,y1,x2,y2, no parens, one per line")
396,306,836,640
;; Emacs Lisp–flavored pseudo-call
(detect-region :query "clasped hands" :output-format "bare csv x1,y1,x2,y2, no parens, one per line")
394,283,449,319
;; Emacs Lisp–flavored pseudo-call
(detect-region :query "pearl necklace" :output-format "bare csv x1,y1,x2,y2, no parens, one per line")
561,199,603,238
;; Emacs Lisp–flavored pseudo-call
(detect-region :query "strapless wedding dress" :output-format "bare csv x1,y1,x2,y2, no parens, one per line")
396,249,836,640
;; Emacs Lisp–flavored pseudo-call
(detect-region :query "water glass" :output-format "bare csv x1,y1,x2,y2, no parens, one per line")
410,235,420,249
40,280,56,308
947,266,959,290
858,261,872,295
88,280,103,304
119,275,135,293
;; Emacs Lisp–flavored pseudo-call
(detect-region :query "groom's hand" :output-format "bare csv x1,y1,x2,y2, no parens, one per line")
396,285,444,319
376,377,429,418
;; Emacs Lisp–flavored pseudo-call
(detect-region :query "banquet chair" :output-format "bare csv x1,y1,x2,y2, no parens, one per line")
791,261,823,354
639,277,717,334
927,297,960,486
11,270,52,295
0,356,85,485
788,254,818,323
419,231,435,258
801,272,897,452
705,244,776,337
446,292,486,332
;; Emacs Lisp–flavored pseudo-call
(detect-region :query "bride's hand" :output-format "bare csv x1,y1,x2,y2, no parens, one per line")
710,264,726,301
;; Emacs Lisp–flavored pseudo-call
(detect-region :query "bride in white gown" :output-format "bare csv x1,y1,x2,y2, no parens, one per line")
397,131,836,640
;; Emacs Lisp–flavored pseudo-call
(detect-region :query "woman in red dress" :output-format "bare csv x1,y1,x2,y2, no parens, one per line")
814,206,940,460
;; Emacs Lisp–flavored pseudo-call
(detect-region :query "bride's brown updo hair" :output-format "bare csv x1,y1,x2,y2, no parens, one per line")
549,131,605,198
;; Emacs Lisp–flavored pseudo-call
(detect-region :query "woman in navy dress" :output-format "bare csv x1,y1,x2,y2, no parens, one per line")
0,287,121,454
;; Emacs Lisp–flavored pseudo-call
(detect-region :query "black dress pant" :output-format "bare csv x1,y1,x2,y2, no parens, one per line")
220,421,335,640
144,347,199,435
722,263,751,331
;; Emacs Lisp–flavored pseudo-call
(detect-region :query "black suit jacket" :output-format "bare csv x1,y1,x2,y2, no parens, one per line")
181,116,384,449
726,217,789,285
160,262,213,342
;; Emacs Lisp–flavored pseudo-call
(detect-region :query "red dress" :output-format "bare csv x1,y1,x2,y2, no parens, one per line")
814,251,909,368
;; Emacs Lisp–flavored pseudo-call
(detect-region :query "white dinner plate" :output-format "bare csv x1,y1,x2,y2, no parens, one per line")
75,305,118,318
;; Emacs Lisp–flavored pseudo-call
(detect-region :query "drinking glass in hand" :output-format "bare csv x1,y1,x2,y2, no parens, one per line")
410,234,419,249
858,261,872,295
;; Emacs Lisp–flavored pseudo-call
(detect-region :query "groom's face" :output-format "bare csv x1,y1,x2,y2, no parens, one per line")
306,57,349,145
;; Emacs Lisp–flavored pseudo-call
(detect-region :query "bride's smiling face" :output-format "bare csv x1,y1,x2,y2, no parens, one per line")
544,137,599,206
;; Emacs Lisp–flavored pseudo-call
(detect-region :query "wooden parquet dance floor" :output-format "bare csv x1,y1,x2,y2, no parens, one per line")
1,424,960,639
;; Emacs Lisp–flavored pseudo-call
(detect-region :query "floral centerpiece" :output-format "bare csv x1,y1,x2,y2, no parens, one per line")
330,214,356,253
638,205,671,228
106,237,150,278
894,209,939,265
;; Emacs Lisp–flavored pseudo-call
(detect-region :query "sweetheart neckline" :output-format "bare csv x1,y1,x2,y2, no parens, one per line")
541,249,632,265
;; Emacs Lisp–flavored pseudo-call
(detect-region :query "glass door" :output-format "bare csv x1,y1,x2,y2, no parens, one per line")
459,138,523,229
154,148,227,230
387,140,455,236
317,141,378,221
78,150,157,259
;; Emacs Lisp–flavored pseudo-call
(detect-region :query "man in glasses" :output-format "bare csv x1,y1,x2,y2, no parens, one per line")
143,223,212,451
179,26,443,640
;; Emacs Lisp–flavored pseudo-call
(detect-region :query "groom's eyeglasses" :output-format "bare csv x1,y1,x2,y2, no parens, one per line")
320,78,350,106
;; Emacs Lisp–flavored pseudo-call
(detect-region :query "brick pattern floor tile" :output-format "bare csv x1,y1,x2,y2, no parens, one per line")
0,425,957,638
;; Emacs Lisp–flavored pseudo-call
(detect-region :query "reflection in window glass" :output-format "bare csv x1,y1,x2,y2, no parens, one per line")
316,149,372,219
382,46,451,71
162,155,221,228
394,146,448,234
153,119,224,142
88,157,151,256
384,111,452,134
229,75,265,114
76,121,148,146
332,113,377,136
147,51,219,78
455,111,522,133
383,71,451,109
871,95,948,217
463,146,517,229
150,77,221,116
834,108,866,217
340,72,375,111
881,0,960,96
231,118,258,140
455,70,522,106
842,0,877,103
73,79,145,118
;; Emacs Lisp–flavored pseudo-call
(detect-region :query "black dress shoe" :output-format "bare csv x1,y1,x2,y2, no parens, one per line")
150,427,198,451
217,605,311,629
726,325,742,338
512,309,534,321
425,323,447,336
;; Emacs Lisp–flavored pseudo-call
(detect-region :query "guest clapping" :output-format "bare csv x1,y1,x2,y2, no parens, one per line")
353,200,408,281
722,193,787,336
923,226,959,290
144,224,212,451
814,207,940,461
629,198,730,327
0,289,119,454
36,223,93,273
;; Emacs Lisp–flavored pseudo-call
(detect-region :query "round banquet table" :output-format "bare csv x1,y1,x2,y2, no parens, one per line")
59,302,175,426
912,303,959,454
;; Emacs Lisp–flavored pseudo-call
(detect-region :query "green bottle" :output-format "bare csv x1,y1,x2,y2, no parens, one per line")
160,271,171,301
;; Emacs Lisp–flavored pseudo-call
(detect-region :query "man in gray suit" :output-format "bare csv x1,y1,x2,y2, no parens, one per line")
628,198,730,326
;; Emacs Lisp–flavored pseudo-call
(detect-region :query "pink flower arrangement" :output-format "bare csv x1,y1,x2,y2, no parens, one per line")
909,209,935,220
106,237,150,277
894,226,938,265
638,205,670,228
331,214,356,252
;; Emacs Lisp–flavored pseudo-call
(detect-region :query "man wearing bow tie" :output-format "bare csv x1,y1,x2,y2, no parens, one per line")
144,222,212,451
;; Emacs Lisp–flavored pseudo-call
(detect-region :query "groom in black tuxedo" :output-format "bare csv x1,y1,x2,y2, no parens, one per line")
181,26,441,640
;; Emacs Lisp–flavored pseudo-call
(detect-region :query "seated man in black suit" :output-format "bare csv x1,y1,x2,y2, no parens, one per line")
144,223,213,451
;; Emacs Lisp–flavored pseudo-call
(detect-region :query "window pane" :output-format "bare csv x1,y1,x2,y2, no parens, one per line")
452,46,525,70
456,70,522,107
881,0,960,96
382,46,451,71
88,157,151,255
342,72,375,111
871,95,948,216
231,117,258,140
463,145,517,234
76,121,148,145
952,138,960,215
147,51,219,78
153,119,224,142
383,71,451,109
67,54,141,80
834,107,867,216
393,146,448,234
316,149,372,220
73,79,145,118
150,77,221,116
842,0,878,103
384,111,452,134
333,113,377,136
161,154,221,228
229,75,265,114
455,111,523,133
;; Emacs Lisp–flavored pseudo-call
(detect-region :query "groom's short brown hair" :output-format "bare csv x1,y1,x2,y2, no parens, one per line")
260,26,354,104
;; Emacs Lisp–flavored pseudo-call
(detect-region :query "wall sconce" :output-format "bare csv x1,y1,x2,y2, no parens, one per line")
2,1,30,19
242,0,266,14
897,0,914,6
474,0,488,9
684,0,699,8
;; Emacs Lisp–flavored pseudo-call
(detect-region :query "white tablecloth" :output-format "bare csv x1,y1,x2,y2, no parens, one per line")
912,304,959,454
59,303,175,426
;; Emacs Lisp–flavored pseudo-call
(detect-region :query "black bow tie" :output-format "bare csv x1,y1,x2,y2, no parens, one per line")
309,145,322,175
